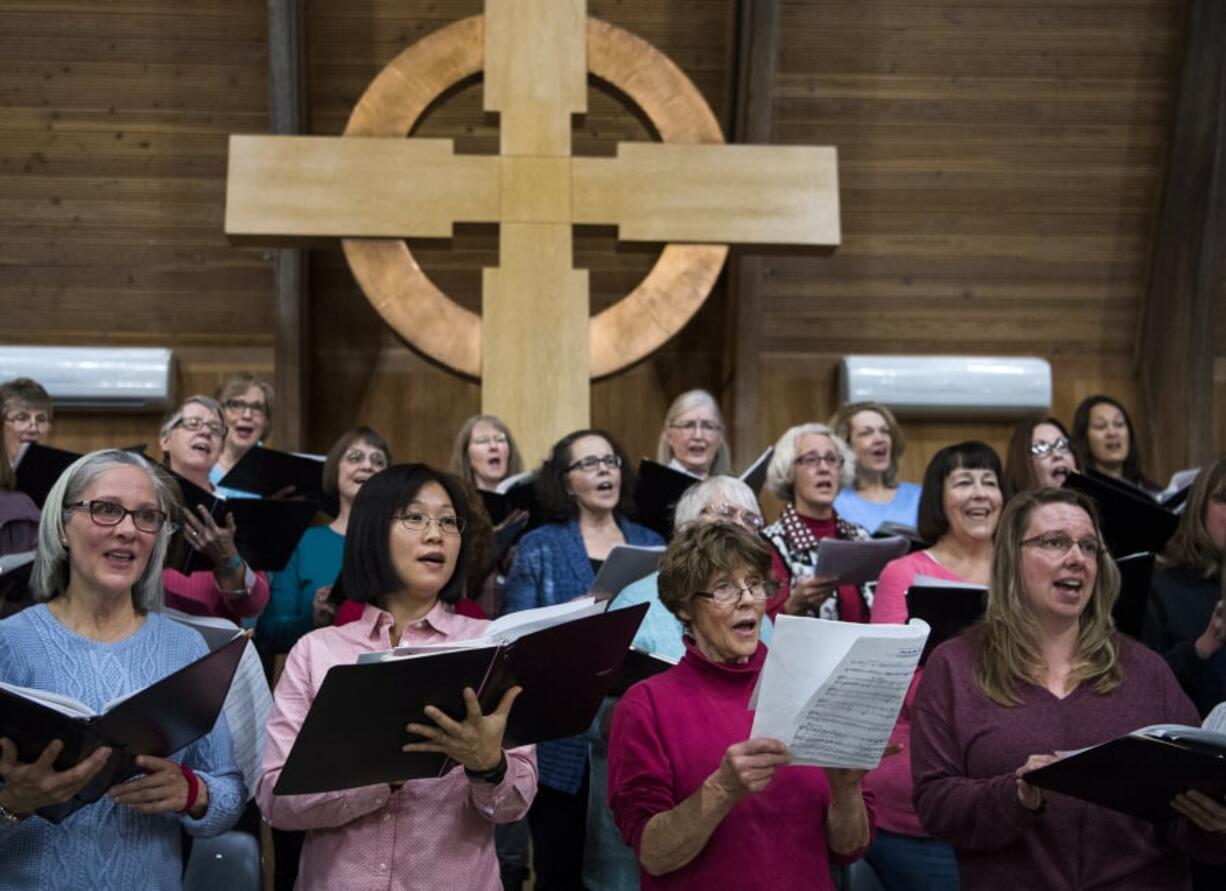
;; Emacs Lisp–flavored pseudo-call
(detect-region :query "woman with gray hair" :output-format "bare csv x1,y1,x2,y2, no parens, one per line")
656,390,731,479
158,395,270,622
762,422,872,622
0,449,245,890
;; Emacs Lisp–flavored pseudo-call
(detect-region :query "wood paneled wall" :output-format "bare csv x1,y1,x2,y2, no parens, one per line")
0,1,275,454
750,0,1193,483
3,0,1216,491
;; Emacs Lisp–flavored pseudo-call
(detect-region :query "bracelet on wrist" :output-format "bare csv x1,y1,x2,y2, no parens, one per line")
180,764,200,814
464,751,508,785
218,553,243,574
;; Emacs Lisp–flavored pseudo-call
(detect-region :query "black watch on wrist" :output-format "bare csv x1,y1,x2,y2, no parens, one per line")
464,751,508,785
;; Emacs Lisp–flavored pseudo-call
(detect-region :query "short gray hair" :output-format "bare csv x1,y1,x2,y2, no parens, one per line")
159,394,226,441
766,423,856,502
33,449,179,612
674,475,760,527
656,389,732,476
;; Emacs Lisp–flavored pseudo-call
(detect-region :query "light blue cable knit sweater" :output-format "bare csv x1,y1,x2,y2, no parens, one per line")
0,605,245,890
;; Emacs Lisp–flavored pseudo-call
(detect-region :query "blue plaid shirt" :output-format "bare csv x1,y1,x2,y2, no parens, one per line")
503,517,663,793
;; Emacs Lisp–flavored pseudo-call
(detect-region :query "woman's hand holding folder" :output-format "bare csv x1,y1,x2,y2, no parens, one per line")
403,685,523,772
0,737,113,818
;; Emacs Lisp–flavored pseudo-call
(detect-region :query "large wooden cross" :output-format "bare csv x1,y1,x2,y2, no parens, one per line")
226,0,838,464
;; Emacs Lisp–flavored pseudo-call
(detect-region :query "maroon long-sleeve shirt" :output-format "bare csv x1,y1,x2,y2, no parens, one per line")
912,629,1226,889
608,639,875,890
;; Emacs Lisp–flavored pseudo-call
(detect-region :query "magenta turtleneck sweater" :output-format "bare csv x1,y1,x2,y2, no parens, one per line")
607,638,875,890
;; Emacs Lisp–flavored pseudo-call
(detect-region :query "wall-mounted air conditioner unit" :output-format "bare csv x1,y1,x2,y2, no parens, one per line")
0,346,175,411
839,355,1051,418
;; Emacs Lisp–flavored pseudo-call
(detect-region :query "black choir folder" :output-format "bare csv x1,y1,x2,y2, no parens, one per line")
905,578,988,664
273,598,650,795
1025,724,1226,823
167,470,320,574
0,631,246,823
635,447,774,539
1064,471,1179,558
216,445,326,501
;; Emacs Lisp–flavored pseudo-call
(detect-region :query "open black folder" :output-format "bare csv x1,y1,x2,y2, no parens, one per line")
14,443,148,509
0,632,246,822
905,580,988,665
216,445,326,501
635,448,774,539
1024,725,1226,823
1064,471,1179,558
273,601,650,795
167,470,320,574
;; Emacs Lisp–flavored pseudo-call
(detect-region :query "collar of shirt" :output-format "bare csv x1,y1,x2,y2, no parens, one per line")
355,599,470,647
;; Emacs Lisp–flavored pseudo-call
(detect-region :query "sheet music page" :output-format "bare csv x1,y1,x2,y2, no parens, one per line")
1205,703,1226,735
750,616,928,769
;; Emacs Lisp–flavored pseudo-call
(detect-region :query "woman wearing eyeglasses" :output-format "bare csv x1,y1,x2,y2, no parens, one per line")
912,488,1226,888
588,476,776,891
861,441,1005,889
208,372,275,499
761,423,873,622
257,464,536,890
158,396,269,623
503,429,663,890
657,390,730,479
607,521,875,889
1004,417,1078,494
256,427,391,656
0,377,54,469
0,449,244,890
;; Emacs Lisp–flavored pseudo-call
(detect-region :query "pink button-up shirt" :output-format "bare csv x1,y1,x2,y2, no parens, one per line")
257,601,538,891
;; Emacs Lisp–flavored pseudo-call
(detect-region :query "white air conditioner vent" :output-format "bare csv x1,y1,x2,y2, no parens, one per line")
839,355,1051,418
0,346,175,411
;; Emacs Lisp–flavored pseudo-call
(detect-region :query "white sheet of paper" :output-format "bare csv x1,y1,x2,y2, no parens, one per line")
750,616,928,769
814,536,909,586
1204,703,1226,735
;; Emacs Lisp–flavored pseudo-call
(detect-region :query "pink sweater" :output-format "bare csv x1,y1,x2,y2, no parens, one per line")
865,550,964,836
162,568,270,624
608,639,875,890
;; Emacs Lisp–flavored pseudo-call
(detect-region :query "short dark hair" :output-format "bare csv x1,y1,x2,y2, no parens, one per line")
322,426,392,498
1070,394,1146,486
1004,416,1074,494
917,441,1007,543
534,429,638,523
341,464,473,606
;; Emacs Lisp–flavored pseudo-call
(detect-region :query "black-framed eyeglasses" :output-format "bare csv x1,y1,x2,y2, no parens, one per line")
223,398,268,416
795,451,843,469
692,577,771,607
1020,533,1101,560
66,500,168,534
567,454,621,474
1030,437,1071,458
173,416,227,438
395,512,465,536
700,503,765,530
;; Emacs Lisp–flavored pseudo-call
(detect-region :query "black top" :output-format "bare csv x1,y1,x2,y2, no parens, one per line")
1141,564,1222,717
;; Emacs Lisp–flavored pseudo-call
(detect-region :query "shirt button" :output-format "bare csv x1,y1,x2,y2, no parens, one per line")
378,863,387,872
383,812,391,822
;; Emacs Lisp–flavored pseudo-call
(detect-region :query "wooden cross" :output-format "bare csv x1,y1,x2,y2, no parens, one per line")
226,0,838,464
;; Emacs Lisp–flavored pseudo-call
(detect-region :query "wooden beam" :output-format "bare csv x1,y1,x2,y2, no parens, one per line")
267,0,309,451
1137,0,1225,478
728,0,781,462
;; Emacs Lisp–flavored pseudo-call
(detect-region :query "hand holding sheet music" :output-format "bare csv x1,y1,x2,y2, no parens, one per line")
750,616,928,769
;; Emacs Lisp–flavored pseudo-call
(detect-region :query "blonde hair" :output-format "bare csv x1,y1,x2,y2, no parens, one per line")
656,390,731,476
829,401,906,488
765,423,855,502
975,488,1122,706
